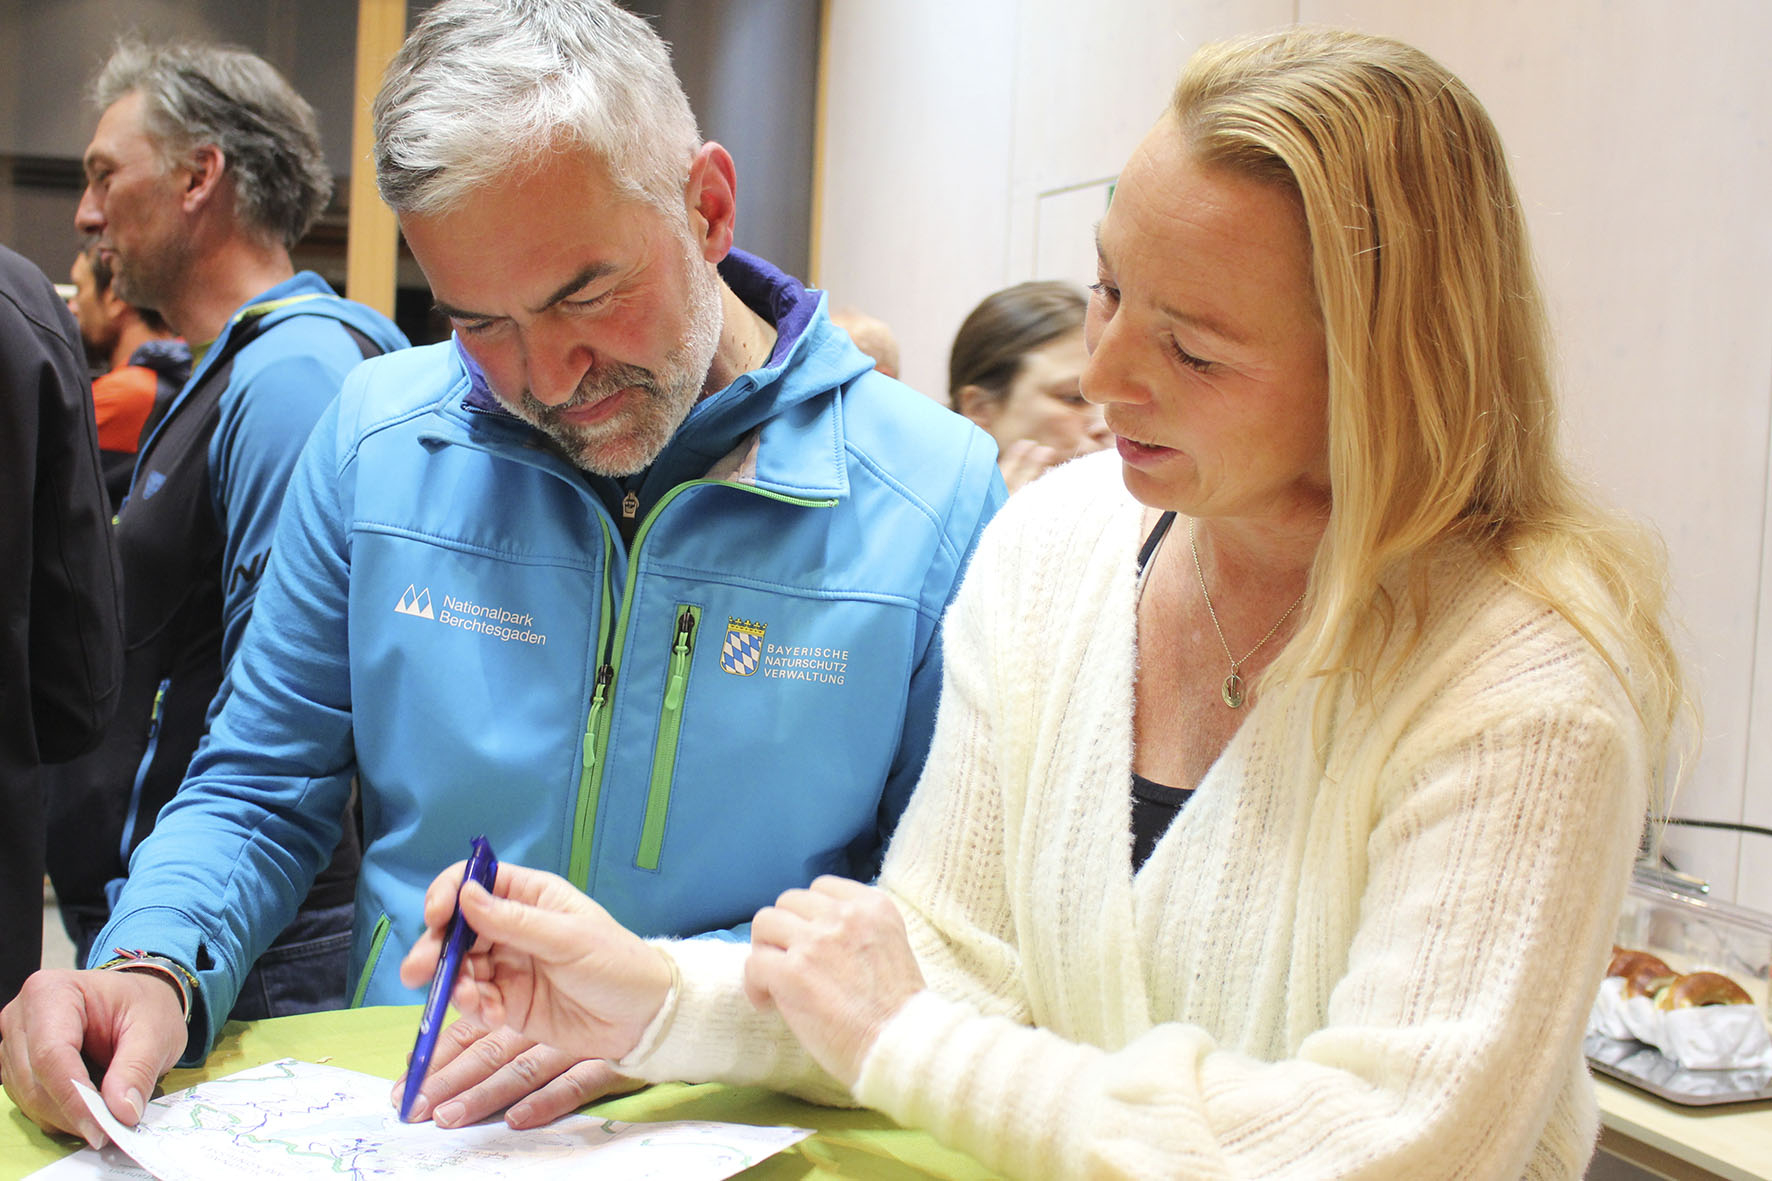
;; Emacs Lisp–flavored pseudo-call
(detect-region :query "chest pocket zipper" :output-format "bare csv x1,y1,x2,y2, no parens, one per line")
637,604,700,871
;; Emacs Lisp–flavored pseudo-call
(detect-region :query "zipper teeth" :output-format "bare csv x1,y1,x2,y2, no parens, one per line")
570,672,608,886
569,524,616,890
602,477,835,695
638,605,699,871
571,479,837,884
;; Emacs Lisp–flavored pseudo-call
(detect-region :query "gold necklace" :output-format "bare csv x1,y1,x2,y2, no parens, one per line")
1188,520,1306,708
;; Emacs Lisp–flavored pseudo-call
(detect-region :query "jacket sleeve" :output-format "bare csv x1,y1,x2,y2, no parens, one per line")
867,427,1006,877
100,394,360,1062
0,259,123,766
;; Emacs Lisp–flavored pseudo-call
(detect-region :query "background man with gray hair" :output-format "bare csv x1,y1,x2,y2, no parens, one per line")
2,0,1000,1147
35,41,407,1033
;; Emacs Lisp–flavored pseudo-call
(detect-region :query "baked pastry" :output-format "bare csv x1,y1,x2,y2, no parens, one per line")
1654,970,1753,1010
1607,949,1678,999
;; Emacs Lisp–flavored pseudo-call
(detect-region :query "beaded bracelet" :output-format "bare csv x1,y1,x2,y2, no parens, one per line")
95,949,198,1023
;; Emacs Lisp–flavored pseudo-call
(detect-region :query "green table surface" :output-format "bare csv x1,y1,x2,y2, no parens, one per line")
1,1004,997,1179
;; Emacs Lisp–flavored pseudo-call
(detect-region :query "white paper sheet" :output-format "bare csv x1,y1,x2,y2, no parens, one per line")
29,1059,809,1180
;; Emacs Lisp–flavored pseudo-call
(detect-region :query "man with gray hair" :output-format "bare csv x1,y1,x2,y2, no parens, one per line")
2,0,1000,1147
33,41,407,1036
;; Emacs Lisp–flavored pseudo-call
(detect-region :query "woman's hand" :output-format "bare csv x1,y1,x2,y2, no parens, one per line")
399,862,673,1063
744,876,925,1088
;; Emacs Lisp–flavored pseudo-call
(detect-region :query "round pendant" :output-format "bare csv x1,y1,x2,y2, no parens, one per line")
1222,671,1245,709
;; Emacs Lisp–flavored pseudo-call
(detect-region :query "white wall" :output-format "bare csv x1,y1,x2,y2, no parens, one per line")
813,0,1020,400
814,0,1772,908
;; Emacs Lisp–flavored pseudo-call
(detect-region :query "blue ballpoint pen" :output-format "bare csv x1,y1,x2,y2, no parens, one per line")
400,835,499,1122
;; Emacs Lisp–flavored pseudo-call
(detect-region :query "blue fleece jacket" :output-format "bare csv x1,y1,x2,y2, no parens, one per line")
99,251,1005,1061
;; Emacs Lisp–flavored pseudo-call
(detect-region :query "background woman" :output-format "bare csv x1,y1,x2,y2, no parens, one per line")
949,279,1109,491
406,27,1682,1179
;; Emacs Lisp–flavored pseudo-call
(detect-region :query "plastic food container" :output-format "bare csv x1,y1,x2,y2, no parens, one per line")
1613,870,1772,1021
1585,867,1772,1105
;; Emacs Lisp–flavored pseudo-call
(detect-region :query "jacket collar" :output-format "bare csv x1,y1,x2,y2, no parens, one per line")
184,270,337,388
127,337,193,378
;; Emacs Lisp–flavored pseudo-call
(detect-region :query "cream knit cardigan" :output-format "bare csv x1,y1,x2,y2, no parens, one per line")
629,452,1649,1180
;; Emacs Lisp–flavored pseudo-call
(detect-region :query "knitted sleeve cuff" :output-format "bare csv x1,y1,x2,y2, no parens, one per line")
616,938,856,1106
616,949,682,1066
614,938,764,1083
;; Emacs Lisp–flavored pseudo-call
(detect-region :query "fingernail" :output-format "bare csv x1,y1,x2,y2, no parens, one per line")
434,1100,462,1127
507,1103,532,1128
86,1129,109,1151
123,1089,144,1123
407,1095,430,1122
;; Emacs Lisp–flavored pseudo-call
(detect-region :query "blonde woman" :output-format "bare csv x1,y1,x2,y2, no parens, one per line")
404,28,1682,1179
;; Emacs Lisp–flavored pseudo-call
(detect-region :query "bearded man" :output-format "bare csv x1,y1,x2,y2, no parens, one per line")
3,0,1002,1149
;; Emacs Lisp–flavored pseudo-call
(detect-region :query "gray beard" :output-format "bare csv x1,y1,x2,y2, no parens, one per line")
511,253,725,478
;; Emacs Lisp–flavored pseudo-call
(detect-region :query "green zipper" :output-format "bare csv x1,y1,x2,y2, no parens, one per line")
350,913,391,1008
569,662,614,886
568,525,618,889
637,604,701,870
565,479,837,889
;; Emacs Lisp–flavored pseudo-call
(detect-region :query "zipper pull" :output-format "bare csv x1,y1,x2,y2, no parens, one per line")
621,490,639,520
583,664,614,767
146,681,168,739
664,611,695,710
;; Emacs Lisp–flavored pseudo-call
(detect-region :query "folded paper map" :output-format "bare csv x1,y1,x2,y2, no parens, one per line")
30,1059,808,1180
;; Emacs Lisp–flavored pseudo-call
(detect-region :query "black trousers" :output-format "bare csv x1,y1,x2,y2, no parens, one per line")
0,763,46,1007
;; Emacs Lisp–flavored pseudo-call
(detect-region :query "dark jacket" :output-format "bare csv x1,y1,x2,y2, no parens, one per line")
0,244,124,1003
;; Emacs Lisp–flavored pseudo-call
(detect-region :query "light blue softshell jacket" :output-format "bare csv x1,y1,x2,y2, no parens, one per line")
101,251,1006,1061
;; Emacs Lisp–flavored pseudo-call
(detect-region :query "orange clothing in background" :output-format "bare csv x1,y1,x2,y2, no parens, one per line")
90,338,191,511
92,364,160,453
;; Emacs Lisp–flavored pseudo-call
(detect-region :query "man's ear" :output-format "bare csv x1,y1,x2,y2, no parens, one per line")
180,144,227,215
684,142,737,263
